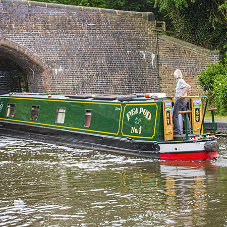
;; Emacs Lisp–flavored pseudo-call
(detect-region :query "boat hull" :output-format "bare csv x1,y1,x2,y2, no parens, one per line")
158,140,218,160
160,151,217,161
0,121,218,161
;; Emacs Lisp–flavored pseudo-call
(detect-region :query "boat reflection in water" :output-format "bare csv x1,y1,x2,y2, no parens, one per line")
159,160,218,226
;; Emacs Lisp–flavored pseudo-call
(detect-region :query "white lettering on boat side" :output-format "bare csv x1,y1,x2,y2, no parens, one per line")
126,107,152,121
131,126,142,134
126,107,153,135
126,108,138,121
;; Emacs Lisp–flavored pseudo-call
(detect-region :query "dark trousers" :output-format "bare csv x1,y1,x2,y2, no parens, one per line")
173,98,191,133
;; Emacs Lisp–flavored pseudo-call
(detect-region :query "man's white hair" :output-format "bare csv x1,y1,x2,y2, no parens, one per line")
174,69,183,79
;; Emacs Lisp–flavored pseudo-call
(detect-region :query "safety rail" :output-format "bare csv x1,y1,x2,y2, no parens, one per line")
184,96,217,137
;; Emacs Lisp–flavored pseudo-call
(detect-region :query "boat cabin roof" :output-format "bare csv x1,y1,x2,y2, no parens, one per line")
1,92,170,102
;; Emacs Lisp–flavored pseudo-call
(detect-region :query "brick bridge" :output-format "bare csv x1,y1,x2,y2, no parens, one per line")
0,0,219,96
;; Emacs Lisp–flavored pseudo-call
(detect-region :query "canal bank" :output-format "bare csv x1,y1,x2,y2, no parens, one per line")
205,120,227,134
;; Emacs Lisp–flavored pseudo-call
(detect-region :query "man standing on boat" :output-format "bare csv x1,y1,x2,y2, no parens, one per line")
173,69,191,135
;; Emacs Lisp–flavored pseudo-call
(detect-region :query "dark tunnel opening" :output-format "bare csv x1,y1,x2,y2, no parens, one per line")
0,55,28,94
0,42,46,94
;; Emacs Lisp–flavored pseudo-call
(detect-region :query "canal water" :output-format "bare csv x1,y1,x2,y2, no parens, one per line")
0,136,227,226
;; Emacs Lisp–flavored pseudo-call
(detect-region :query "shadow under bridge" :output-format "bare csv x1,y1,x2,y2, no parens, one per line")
0,41,46,94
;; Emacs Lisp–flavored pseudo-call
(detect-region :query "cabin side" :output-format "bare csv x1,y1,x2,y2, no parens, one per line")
0,95,165,142
0,94,206,143
0,96,122,136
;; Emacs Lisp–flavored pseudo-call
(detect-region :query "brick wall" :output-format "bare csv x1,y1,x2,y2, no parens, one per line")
0,1,220,95
0,0,159,95
158,35,219,97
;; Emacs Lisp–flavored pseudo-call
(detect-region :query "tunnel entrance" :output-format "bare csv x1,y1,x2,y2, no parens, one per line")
0,41,47,94
0,55,28,94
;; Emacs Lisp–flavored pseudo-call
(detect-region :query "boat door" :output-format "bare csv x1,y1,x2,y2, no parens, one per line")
163,100,173,140
191,98,203,134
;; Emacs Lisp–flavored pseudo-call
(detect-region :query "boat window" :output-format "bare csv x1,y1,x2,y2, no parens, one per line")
6,103,15,118
56,107,66,124
84,109,92,128
30,105,40,121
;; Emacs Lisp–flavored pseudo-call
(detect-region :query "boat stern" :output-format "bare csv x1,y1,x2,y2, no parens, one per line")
158,138,218,161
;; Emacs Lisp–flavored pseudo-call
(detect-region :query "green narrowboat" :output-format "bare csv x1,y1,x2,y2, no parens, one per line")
0,92,219,160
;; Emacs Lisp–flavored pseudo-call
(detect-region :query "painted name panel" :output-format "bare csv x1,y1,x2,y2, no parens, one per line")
121,103,158,139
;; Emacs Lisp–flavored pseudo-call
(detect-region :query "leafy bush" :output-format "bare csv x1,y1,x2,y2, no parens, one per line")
199,57,227,115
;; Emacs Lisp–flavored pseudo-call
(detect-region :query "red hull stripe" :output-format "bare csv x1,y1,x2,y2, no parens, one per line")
160,151,217,161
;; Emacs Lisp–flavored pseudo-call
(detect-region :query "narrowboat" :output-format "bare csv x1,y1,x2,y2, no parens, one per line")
0,92,219,161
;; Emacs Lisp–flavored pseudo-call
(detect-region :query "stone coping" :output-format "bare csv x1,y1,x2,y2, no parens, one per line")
0,0,155,21
159,35,219,56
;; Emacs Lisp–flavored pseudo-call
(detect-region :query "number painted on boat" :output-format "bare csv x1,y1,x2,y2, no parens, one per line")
131,126,142,134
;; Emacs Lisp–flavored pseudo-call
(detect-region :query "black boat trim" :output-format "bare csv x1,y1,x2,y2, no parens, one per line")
0,121,160,156
158,139,212,144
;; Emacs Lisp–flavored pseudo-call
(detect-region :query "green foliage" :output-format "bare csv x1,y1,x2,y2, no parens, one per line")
213,74,227,115
33,0,156,11
154,0,195,10
154,0,227,61
199,58,227,115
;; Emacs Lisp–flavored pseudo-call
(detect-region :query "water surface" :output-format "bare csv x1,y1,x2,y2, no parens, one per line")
0,136,227,226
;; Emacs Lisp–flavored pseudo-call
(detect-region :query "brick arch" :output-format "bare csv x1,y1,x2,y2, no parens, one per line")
1,0,219,95
0,39,51,93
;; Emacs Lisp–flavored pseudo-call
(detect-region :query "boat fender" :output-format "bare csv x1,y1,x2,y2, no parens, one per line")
204,140,219,152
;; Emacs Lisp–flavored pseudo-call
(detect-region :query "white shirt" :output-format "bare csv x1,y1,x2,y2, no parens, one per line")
175,79,191,98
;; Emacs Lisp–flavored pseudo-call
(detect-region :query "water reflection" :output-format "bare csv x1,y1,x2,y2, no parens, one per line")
160,160,217,226
0,136,227,226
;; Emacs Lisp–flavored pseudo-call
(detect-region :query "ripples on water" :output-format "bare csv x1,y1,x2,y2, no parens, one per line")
0,136,227,226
